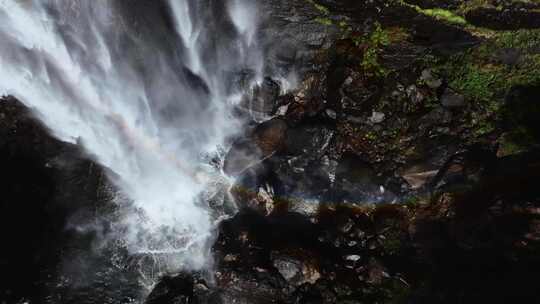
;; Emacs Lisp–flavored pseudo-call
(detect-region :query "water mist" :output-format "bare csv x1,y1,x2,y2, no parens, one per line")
0,0,262,275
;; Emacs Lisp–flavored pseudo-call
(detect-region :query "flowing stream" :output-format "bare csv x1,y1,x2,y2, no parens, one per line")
0,0,263,294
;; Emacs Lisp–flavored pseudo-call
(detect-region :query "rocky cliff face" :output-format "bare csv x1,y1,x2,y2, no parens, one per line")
2,0,540,303
155,0,540,302
0,97,151,303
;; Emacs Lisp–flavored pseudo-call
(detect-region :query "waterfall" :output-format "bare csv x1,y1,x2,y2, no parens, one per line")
0,0,261,272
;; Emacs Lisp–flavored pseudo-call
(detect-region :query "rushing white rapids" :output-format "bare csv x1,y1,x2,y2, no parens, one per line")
0,0,262,271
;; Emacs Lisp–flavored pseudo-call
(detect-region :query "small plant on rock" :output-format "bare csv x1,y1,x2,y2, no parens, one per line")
360,22,391,78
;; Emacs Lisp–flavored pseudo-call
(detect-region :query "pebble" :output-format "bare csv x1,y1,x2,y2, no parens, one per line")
369,111,385,124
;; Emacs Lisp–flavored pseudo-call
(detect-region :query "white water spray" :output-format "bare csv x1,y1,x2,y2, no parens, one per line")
0,0,262,271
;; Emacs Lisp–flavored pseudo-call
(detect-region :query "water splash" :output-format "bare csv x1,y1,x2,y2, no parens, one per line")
0,0,261,272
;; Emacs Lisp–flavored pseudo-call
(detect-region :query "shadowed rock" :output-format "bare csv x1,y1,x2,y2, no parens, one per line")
224,118,288,176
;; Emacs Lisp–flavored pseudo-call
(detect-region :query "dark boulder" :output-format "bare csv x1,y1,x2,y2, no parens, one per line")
236,77,282,120
466,7,540,30
224,118,288,176
332,154,394,203
503,85,540,141
146,274,194,304
0,97,132,303
440,90,466,108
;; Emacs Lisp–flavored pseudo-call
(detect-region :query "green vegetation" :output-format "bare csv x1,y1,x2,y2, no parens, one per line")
309,0,540,142
471,114,497,137
397,1,468,26
307,0,330,15
442,29,540,103
309,1,409,77
497,133,528,156
417,8,467,25
360,23,391,77
364,131,378,141
314,17,333,26
307,0,334,26
433,27,540,139
446,60,499,101
456,0,492,14
495,29,540,50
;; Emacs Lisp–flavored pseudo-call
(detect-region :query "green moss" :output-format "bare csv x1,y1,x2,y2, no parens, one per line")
495,29,540,49
306,0,335,26
450,62,499,101
315,17,333,26
307,0,330,15
472,118,496,137
419,8,467,25
431,30,539,139
369,22,391,46
361,22,391,77
402,195,422,207
456,0,492,14
497,133,528,156
440,29,540,104
397,1,468,26
364,131,378,141
386,26,410,43
338,20,349,28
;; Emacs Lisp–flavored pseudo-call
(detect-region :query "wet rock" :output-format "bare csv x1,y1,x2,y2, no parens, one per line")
340,71,380,115
345,115,364,124
224,118,288,176
284,75,327,124
145,274,194,304
345,254,361,262
289,198,321,218
153,146,540,302
255,118,289,155
405,0,463,10
272,254,321,286
494,48,522,66
232,182,278,216
338,216,354,233
285,124,334,157
0,97,130,303
285,99,326,125
420,69,442,89
368,111,385,124
465,7,540,30
223,138,262,177
410,15,478,54
428,146,496,192
274,93,296,117
503,85,540,140
400,137,462,190
496,133,527,157
366,258,389,285
332,154,393,203
420,106,453,126
344,254,361,270
325,109,337,120
243,124,336,201
400,165,439,190
271,156,333,201
441,90,465,108
399,84,426,114
261,0,340,75
242,77,281,120
191,267,288,304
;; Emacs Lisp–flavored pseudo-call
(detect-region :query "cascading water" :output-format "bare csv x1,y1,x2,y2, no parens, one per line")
0,0,262,282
